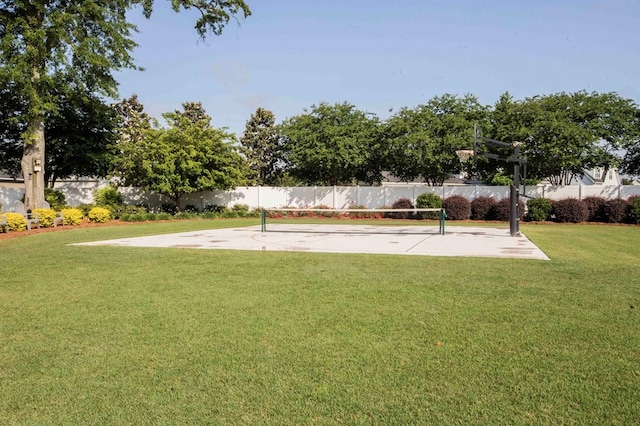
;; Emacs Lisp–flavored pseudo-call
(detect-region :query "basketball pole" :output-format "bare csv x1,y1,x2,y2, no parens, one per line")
473,123,525,237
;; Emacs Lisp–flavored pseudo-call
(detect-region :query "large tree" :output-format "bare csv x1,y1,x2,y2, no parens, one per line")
114,102,247,210
384,94,489,185
488,91,640,185
239,107,282,185
279,102,382,186
0,0,250,210
0,76,119,186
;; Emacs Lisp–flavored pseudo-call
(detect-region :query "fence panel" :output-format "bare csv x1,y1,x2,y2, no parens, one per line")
4,182,640,211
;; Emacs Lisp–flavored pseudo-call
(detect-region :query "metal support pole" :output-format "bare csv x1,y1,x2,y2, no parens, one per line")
509,145,521,236
261,208,266,233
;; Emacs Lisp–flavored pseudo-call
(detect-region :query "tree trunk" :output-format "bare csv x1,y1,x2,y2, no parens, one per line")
21,118,46,211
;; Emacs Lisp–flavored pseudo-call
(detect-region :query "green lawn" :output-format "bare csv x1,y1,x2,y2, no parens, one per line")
1,220,639,424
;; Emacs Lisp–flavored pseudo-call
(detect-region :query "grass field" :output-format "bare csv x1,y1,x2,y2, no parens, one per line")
1,219,639,424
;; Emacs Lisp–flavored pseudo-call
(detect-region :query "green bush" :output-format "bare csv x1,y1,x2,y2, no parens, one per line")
629,197,640,224
416,192,442,219
45,188,67,210
93,186,124,207
109,204,147,219
443,195,471,220
60,208,83,225
471,196,497,221
204,204,226,213
32,208,57,227
121,212,157,222
553,198,588,223
232,204,250,217
87,207,112,223
174,212,197,220
156,212,174,221
4,212,27,231
78,204,96,217
526,198,553,222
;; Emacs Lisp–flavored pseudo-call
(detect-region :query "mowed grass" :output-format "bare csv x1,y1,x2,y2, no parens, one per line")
1,219,639,424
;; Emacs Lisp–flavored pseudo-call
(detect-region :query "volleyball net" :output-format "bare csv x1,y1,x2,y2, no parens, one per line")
260,208,447,235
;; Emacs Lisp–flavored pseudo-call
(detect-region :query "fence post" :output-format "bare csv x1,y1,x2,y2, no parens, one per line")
332,186,336,208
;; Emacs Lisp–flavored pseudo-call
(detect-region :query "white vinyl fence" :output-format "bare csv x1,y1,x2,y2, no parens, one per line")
2,181,640,211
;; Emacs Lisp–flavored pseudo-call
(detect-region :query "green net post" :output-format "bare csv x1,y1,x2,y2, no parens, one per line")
261,208,266,232
440,208,446,235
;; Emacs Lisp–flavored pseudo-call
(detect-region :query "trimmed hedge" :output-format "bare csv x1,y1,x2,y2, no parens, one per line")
582,196,606,222
389,198,415,219
471,196,496,221
443,195,471,220
61,208,84,225
88,207,112,223
32,208,57,227
493,198,525,222
4,212,27,231
553,198,588,223
603,199,630,223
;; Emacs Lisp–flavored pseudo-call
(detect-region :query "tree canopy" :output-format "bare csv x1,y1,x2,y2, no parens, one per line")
0,76,119,186
487,91,640,185
279,102,382,186
113,102,247,209
384,94,489,185
239,107,282,185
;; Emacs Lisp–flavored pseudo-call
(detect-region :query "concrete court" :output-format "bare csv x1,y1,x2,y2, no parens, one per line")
73,224,550,260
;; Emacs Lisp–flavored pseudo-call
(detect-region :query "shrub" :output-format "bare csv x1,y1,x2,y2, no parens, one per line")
388,198,415,219
45,188,67,210
416,192,442,219
157,212,174,221
526,198,553,222
60,208,83,225
582,196,606,222
553,198,588,223
4,212,27,231
232,204,250,217
602,199,630,223
347,205,381,219
442,195,471,220
471,196,497,221
174,212,198,220
204,204,227,213
78,204,96,217
310,205,338,218
32,208,57,227
93,186,124,207
161,204,178,214
87,207,112,223
493,198,525,222
121,212,157,222
109,204,147,219
184,205,200,213
629,196,640,224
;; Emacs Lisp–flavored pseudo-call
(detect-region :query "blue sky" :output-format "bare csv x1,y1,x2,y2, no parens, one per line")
115,0,640,137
